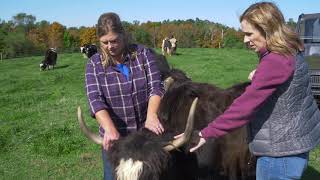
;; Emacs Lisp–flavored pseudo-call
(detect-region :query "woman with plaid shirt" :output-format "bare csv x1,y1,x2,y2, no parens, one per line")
85,12,165,180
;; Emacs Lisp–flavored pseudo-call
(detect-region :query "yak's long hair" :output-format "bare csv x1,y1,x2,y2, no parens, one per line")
108,129,172,180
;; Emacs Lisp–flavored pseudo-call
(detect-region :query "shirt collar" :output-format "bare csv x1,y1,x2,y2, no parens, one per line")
109,54,131,71
258,47,269,59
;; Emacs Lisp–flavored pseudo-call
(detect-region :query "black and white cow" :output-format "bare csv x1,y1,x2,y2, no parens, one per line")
80,44,98,58
161,37,172,56
40,48,57,71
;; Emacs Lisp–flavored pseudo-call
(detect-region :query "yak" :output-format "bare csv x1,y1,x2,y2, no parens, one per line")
77,55,256,180
155,71,256,180
40,48,57,71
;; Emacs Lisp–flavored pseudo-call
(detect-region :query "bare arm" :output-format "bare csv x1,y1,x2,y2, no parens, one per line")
145,95,164,135
95,109,120,150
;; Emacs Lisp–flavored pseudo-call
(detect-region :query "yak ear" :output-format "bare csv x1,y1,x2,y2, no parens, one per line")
77,106,103,145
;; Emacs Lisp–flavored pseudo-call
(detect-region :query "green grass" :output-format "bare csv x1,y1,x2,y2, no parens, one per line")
0,48,319,179
0,54,101,179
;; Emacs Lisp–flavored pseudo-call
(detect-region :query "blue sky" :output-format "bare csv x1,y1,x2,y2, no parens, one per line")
1,0,319,29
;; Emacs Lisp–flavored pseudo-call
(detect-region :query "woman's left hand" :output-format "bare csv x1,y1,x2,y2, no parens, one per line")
145,113,164,135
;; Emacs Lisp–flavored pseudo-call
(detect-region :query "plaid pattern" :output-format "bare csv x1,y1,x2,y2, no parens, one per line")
85,45,164,136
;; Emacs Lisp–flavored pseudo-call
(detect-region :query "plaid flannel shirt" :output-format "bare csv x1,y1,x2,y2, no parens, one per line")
85,45,164,136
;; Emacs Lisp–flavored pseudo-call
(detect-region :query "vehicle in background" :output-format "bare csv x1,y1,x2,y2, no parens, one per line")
296,13,320,102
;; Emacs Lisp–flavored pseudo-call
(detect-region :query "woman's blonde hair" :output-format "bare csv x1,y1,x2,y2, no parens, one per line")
240,2,303,56
96,12,130,66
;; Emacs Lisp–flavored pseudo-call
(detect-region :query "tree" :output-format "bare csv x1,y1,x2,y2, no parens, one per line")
48,22,65,49
177,23,195,48
0,27,7,56
287,18,297,31
67,27,81,49
1,15,254,59
223,28,245,49
79,27,97,46
12,13,36,32
27,28,47,52
211,28,223,48
36,20,50,29
132,28,152,46
4,31,35,58
63,31,72,49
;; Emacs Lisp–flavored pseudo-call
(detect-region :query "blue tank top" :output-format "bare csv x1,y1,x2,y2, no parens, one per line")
116,64,129,80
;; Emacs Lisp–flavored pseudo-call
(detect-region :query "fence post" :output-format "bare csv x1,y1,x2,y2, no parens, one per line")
0,52,2,62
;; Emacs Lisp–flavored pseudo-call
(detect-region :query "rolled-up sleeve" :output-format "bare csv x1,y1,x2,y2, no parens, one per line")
143,48,165,98
85,58,108,117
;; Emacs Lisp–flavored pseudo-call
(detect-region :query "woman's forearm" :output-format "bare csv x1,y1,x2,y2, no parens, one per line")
147,95,161,115
95,109,116,130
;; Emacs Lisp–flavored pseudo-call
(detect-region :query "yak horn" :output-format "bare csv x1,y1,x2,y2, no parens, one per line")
164,77,174,91
163,97,198,151
77,106,103,145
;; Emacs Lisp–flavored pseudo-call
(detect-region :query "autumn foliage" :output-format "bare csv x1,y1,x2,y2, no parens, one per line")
0,13,249,59
79,27,97,46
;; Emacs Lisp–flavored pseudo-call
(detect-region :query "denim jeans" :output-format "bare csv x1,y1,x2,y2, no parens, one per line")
256,153,309,180
102,149,114,180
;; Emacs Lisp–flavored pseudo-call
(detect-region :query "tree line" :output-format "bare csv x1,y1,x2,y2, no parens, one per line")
0,13,297,59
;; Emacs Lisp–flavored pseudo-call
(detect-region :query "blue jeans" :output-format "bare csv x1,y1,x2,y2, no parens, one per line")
102,149,114,180
256,153,309,180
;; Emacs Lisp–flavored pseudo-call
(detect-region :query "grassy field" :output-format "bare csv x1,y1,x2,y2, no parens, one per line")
0,48,319,179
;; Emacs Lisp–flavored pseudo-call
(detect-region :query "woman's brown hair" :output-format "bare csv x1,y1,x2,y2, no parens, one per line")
96,12,130,66
240,2,303,56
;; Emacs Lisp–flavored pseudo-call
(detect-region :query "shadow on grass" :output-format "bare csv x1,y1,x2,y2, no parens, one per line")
173,52,182,56
302,166,320,179
54,65,69,69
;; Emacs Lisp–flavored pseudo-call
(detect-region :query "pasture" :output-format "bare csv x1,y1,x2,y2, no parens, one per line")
0,48,319,179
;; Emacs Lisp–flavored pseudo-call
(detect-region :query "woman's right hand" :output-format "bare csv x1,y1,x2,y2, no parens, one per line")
95,110,120,150
103,125,120,150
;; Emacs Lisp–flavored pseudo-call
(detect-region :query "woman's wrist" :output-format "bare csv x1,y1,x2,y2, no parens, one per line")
95,110,115,130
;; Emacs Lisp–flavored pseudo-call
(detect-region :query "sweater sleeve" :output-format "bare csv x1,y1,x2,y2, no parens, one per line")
201,54,295,139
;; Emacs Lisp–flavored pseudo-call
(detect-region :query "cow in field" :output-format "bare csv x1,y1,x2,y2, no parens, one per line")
77,55,256,180
40,48,57,71
161,37,172,56
80,44,98,58
169,36,177,55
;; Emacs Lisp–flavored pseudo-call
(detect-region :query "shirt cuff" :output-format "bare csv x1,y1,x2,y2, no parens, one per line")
201,126,220,140
150,89,165,98
90,101,108,118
